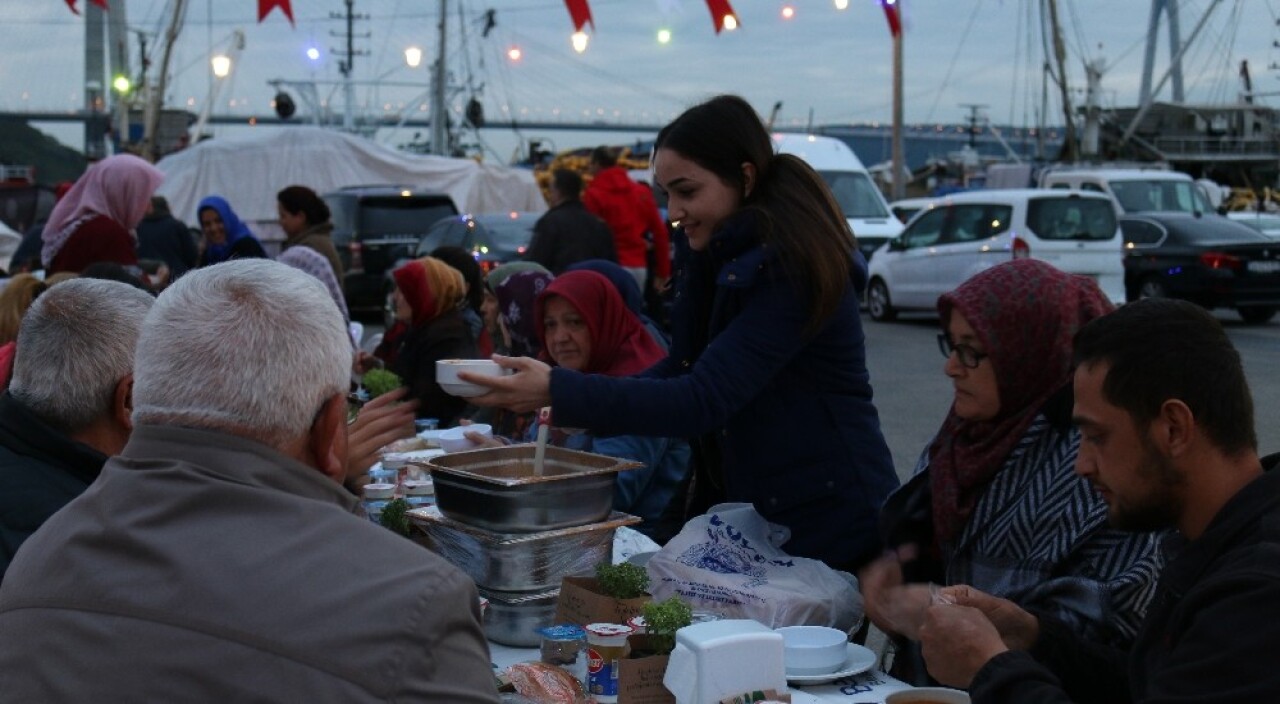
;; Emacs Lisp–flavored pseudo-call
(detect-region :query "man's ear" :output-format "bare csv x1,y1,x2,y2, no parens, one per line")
1155,398,1197,457
310,393,349,483
113,374,134,431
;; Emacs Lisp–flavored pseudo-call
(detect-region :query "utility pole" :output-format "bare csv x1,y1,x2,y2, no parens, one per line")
331,0,369,132
431,0,449,155
890,23,904,200
142,0,188,162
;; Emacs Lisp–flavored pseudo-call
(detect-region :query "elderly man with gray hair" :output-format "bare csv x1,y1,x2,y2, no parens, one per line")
0,260,499,702
0,278,154,582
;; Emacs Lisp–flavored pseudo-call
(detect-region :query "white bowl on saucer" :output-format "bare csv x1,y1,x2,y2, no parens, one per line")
437,424,493,453
436,359,509,397
776,626,848,677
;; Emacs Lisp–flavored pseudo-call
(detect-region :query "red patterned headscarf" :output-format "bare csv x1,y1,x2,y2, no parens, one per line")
533,270,666,377
928,259,1114,549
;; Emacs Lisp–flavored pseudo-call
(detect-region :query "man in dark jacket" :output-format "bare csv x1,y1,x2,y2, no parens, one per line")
136,196,198,280
915,298,1280,703
0,279,154,582
525,169,616,274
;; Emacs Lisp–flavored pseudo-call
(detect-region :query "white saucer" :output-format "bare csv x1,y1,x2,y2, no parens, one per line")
786,643,877,686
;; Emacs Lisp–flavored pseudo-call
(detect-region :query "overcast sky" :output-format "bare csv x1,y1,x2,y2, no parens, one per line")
3,0,1277,161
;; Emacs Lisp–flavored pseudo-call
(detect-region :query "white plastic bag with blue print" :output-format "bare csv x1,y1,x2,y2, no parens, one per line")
645,503,863,631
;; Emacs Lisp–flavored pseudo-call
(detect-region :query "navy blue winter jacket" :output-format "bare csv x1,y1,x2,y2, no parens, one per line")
549,210,899,567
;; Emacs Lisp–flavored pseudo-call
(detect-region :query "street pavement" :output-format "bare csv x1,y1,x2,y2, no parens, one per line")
864,310,1280,482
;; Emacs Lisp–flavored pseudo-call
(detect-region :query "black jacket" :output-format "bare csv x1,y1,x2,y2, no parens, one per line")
390,309,478,427
0,392,108,583
970,462,1280,704
525,201,617,274
137,212,198,279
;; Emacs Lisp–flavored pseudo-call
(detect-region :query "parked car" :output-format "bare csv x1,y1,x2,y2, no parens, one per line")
866,189,1124,321
772,133,902,262
411,211,538,269
888,197,938,225
322,185,459,314
1041,167,1213,215
1225,210,1280,239
1120,211,1280,324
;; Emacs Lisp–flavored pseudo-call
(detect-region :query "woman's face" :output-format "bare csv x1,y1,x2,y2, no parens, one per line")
200,209,227,245
393,287,413,323
943,312,1001,422
481,288,500,331
542,295,592,372
277,202,306,237
654,147,744,251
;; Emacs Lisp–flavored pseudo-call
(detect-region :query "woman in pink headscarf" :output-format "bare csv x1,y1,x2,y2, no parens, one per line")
41,154,163,275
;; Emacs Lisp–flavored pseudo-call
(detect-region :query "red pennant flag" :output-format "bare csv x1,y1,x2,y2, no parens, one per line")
64,0,109,14
258,0,295,26
880,0,903,38
563,0,594,32
704,0,739,34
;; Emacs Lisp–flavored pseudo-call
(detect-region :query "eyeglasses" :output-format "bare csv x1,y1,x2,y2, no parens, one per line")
937,333,989,369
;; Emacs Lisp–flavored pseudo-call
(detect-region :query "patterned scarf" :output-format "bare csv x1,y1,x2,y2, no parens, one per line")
495,270,554,358
929,259,1114,549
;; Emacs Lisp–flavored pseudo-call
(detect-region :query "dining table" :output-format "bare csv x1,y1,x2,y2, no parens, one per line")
488,641,916,703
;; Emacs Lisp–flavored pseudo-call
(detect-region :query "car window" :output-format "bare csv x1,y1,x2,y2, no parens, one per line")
1109,180,1208,214
358,198,457,237
1119,219,1165,248
945,204,1011,243
483,219,535,248
324,196,354,245
1027,198,1116,241
817,170,891,219
1080,183,1105,193
892,206,921,224
901,208,945,248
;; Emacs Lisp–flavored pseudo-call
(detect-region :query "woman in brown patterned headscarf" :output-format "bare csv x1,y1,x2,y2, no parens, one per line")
862,259,1165,684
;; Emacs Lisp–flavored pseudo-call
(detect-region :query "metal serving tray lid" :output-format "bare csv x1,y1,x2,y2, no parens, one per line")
407,505,642,543
423,445,642,486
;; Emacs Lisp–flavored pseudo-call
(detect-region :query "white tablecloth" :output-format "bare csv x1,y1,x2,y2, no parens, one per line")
488,643,913,703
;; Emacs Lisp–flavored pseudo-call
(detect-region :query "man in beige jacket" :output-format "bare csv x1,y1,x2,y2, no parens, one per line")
0,259,499,702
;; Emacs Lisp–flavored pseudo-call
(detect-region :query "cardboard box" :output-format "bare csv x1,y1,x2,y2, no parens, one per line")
617,634,675,704
554,576,650,627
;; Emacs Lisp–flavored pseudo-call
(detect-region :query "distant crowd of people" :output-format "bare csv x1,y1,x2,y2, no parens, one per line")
0,94,1275,703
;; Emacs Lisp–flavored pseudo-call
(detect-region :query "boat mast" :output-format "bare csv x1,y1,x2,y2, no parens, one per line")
431,0,449,155
142,0,189,162
1044,0,1078,162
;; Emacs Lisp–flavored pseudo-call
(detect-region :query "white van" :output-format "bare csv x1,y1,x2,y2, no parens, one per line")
772,133,902,261
866,189,1125,321
1040,167,1214,215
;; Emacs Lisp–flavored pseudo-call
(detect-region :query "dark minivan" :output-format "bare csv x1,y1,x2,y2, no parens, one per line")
323,185,458,313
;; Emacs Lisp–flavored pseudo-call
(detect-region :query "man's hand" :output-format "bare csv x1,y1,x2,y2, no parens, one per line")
940,585,1041,651
345,388,417,483
652,276,670,294
460,355,553,413
919,604,1009,689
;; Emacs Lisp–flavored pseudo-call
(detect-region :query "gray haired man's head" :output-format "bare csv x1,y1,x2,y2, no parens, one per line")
10,278,155,436
131,259,350,450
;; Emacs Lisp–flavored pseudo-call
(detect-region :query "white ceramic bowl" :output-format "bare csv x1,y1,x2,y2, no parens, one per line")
884,687,971,704
436,359,508,397
437,424,493,453
775,625,848,676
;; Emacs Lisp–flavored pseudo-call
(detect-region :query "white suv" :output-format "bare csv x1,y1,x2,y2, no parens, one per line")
866,189,1124,321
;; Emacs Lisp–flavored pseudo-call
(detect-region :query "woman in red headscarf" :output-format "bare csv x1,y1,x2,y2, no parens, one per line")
860,259,1164,684
41,154,163,275
533,270,690,542
372,257,477,427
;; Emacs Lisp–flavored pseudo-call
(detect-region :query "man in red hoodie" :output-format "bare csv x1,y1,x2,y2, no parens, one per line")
583,146,671,294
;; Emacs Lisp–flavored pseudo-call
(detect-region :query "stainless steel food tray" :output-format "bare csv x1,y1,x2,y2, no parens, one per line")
424,445,641,532
477,586,561,647
409,506,641,591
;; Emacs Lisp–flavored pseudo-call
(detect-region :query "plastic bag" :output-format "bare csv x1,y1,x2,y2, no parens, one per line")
645,503,863,631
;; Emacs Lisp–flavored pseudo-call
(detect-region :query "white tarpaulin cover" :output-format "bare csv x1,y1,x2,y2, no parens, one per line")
155,127,546,228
